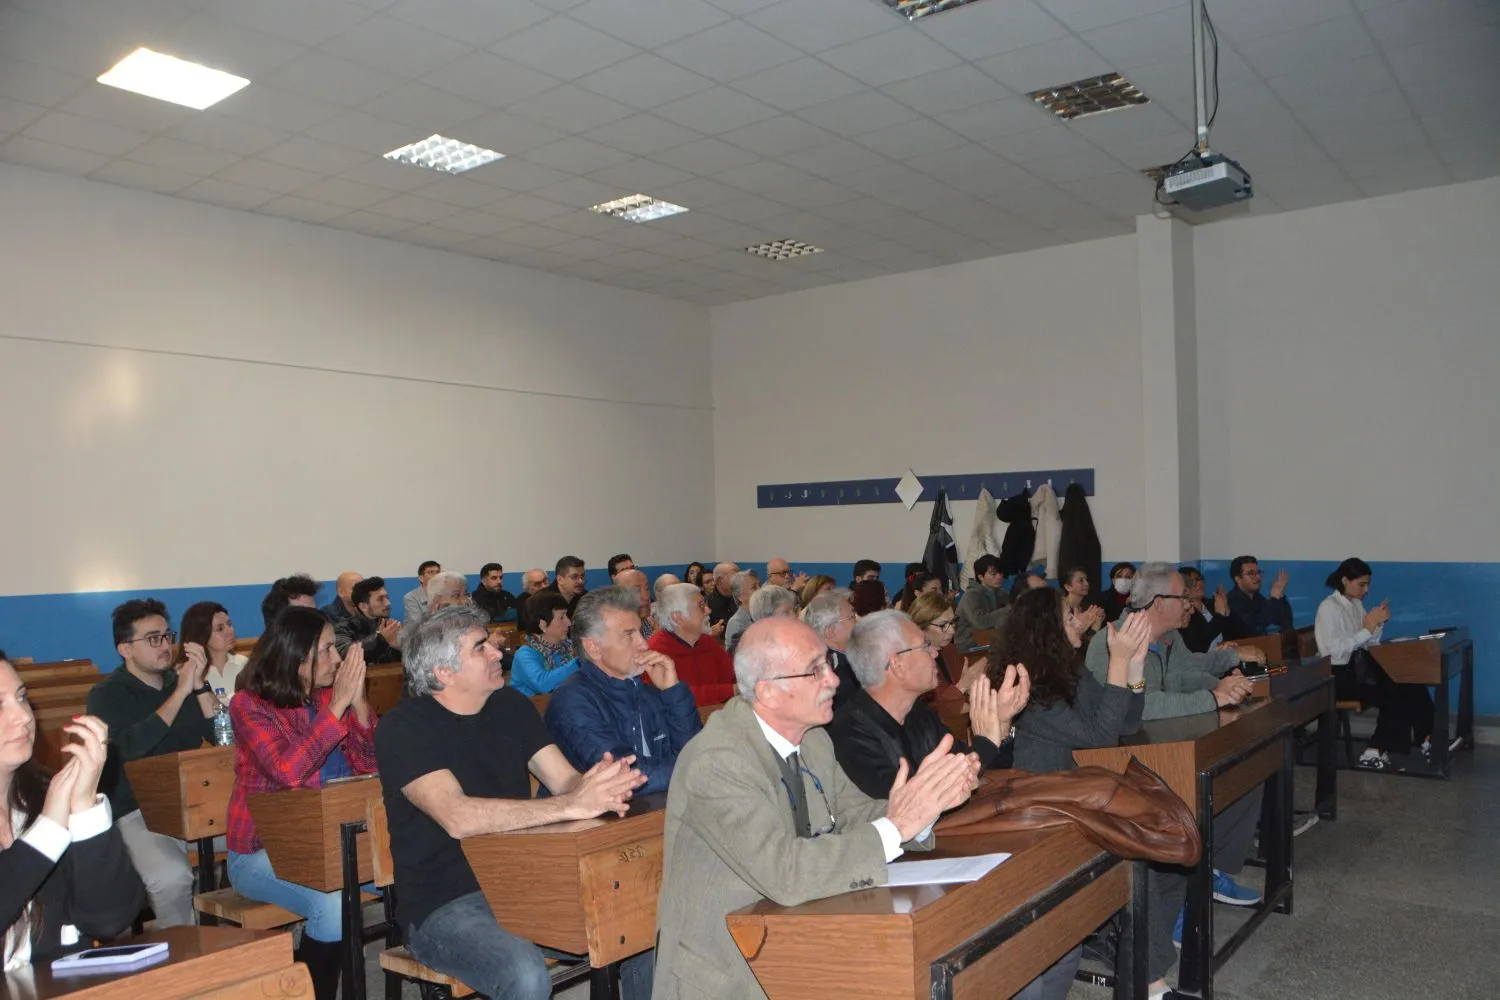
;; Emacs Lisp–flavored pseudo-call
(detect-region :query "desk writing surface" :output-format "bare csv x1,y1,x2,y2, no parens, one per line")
0,927,289,1000
1370,627,1470,685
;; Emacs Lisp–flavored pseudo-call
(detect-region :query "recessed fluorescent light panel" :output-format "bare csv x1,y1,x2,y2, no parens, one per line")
589,194,688,223
746,240,823,260
879,0,983,20
384,135,504,174
1028,72,1149,121
97,47,249,110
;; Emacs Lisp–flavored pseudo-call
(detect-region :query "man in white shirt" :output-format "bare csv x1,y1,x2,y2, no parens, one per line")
403,560,442,625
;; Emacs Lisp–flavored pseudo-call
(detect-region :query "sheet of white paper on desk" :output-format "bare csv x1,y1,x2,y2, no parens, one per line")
885,852,1011,886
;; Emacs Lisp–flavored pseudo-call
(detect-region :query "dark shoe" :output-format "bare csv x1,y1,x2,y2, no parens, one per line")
295,937,342,1000
418,985,454,1000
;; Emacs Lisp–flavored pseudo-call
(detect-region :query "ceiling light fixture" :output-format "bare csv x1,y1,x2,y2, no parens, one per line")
746,240,823,260
878,0,984,20
97,47,249,110
589,194,688,223
384,135,505,174
1028,72,1149,121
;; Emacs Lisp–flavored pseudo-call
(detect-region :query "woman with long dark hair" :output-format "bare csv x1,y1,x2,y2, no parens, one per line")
1,653,142,970
1315,557,1433,770
225,608,377,1000
177,601,247,708
683,562,706,591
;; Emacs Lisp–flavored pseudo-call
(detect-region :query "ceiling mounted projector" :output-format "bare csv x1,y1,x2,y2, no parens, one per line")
1162,154,1252,211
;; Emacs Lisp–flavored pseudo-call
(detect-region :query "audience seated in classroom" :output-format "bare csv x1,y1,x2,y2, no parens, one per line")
261,573,321,631
607,553,636,581
850,558,883,588
225,606,377,1000
1,656,144,972
374,606,653,1000
1059,566,1106,638
544,588,701,796
1097,562,1137,623
704,561,739,630
1226,555,1295,637
1315,557,1435,771
764,557,809,601
332,576,402,665
682,561,706,592
1177,566,1234,654
722,569,761,654
471,562,518,625
849,578,890,617
423,571,471,617
799,573,835,608
542,556,589,619
647,583,736,706
516,568,549,631
1010,571,1049,603
508,593,579,697
178,601,247,707
907,591,985,718
956,554,1010,652
86,598,217,928
748,584,798,626
894,568,942,613
614,568,655,641
803,589,860,713
402,560,441,628
652,617,977,1000
321,571,363,623
651,573,681,626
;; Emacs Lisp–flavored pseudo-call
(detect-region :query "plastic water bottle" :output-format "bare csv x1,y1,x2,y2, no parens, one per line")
212,690,234,746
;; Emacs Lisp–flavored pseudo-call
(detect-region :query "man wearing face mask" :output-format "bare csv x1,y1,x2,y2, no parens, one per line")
544,587,702,795
955,554,1010,652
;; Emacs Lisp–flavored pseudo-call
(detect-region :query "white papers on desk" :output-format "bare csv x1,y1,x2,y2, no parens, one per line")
885,852,1010,887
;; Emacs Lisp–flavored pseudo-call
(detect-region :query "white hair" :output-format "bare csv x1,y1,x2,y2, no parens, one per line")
571,586,641,647
749,585,797,621
425,571,470,610
1129,561,1179,609
730,569,760,602
732,618,819,702
402,606,487,697
653,573,681,601
845,610,913,690
656,583,701,634
713,561,738,583
803,589,852,637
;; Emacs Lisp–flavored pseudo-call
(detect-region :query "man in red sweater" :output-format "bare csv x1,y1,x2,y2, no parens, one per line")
647,582,737,706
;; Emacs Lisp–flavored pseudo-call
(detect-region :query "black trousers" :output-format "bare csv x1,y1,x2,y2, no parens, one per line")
1335,662,1436,754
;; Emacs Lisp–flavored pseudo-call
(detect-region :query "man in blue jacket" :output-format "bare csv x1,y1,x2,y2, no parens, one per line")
545,586,701,794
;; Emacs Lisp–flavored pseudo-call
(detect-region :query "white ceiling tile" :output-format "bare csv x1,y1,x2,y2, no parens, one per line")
706,194,793,222
903,142,1011,184
89,158,201,195
56,85,194,134
1385,24,1500,86
555,259,634,281
484,193,574,222
649,175,748,207
1445,154,1500,183
879,65,1015,117
511,85,636,132
567,0,731,48
214,157,324,193
260,135,370,173
167,115,291,156
1337,141,1445,180
597,222,679,248
487,17,641,79
438,210,519,235
1363,0,1500,49
161,12,308,78
531,175,623,206
648,208,741,235
1266,53,1397,106
1257,176,1361,210
257,194,351,224
205,0,375,47
1007,146,1129,184
978,37,1116,94
1083,130,1190,171
366,192,459,222
719,115,833,157
327,209,415,235
124,136,243,175
23,110,148,157
915,0,1069,60
1353,167,1452,198
304,111,414,155
1401,74,1494,119
575,54,714,111
0,135,108,176
583,114,704,156
0,97,45,134
297,175,396,209
364,81,487,130
524,136,634,172
320,14,474,77
1037,0,1185,32
461,157,572,191
779,137,888,174
177,176,281,209
0,55,89,107
1057,171,1155,213
875,182,976,213
455,109,567,155
1236,16,1377,79
743,0,899,54
586,157,695,192
218,84,344,132
712,159,815,193
855,117,969,160
795,90,920,137
983,124,1097,163
494,222,573,246
387,0,552,45
1287,86,1408,136
1080,9,1194,69
651,137,759,173
1068,102,1185,145
548,236,617,259
543,208,626,236
1316,116,1429,159
0,5,138,79
655,20,803,83
833,160,933,195
771,179,864,209
653,86,778,134
399,223,478,249
420,51,561,106
728,57,866,112
935,97,1053,141
818,28,962,88
1208,0,1355,41
492,246,575,268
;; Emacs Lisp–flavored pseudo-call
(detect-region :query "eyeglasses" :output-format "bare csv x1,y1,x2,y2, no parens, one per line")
1128,594,1188,611
764,649,838,683
894,640,938,658
929,619,956,630
125,631,177,648
780,762,836,838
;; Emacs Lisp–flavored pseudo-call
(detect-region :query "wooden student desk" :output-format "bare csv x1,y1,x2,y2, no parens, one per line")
1369,626,1475,777
1074,698,1294,1000
0,926,296,1000
126,746,235,896
725,823,1148,1000
462,793,667,1000
1248,658,1338,820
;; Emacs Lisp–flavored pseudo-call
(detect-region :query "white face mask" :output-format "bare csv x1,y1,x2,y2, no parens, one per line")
1113,577,1133,595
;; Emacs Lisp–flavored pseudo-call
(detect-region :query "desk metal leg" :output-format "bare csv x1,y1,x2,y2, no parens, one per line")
195,835,219,926
340,821,368,1000
1267,738,1294,916
1112,861,1150,1000
1459,643,1475,750
589,962,621,1000
1316,698,1338,821
1179,775,1216,1000
1433,667,1451,777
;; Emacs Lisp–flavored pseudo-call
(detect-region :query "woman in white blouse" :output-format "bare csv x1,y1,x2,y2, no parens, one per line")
178,602,248,709
1315,558,1434,771
1,653,143,970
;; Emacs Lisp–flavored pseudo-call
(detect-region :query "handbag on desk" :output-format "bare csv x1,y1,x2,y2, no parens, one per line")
934,757,1202,866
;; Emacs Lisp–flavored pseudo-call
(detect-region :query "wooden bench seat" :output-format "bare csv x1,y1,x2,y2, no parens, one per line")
193,888,301,930
378,946,475,997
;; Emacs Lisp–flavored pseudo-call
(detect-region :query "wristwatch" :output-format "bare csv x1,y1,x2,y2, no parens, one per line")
193,682,215,696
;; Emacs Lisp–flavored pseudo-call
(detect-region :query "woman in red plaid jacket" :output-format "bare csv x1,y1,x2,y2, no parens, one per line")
224,606,377,1000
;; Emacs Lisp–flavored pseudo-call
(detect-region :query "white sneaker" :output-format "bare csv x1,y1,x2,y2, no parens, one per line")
1292,814,1319,837
1357,749,1391,771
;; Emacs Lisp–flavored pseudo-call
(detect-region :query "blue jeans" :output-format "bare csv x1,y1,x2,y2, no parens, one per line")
226,849,372,943
407,891,654,1000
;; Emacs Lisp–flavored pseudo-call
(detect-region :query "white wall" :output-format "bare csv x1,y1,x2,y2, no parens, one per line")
1194,176,1500,562
710,236,1144,564
0,164,713,596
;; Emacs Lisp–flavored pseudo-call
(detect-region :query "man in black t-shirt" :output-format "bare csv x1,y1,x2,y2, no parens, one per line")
374,606,651,1000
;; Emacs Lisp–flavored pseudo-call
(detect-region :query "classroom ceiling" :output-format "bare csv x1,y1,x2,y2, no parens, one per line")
1,0,1495,306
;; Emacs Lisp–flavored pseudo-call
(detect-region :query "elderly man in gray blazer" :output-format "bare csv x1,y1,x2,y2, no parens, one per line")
653,617,980,1000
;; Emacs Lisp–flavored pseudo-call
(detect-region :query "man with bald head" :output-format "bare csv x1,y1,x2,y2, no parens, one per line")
764,558,809,602
321,571,363,622
517,569,549,631
615,568,655,640
705,561,739,631
653,617,979,999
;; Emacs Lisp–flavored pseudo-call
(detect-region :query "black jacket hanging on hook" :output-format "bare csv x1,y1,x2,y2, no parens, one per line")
922,488,960,593
996,488,1035,577
1057,481,1103,597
